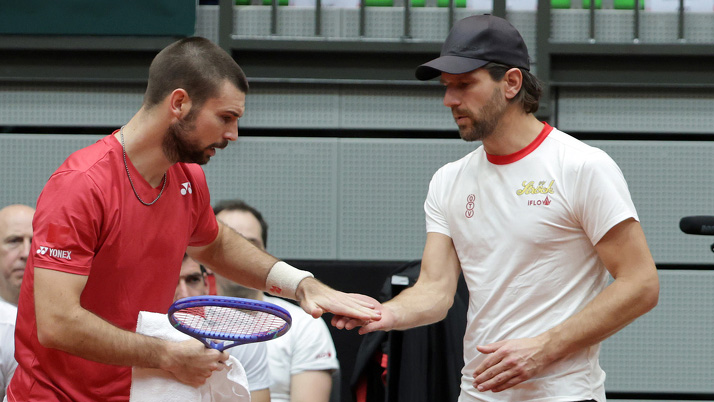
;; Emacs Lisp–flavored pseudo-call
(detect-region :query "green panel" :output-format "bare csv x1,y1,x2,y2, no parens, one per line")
0,0,195,36
581,0,601,8
236,0,251,4
411,0,426,7
437,0,467,7
365,0,395,6
613,0,645,8
261,0,289,5
551,0,572,8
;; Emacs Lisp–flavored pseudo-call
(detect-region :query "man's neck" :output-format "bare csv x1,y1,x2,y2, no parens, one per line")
481,111,544,156
114,111,173,188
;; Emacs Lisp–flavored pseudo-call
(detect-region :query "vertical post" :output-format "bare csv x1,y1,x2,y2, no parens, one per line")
535,0,553,122
271,0,279,35
588,0,596,42
360,0,366,37
677,0,685,41
492,0,506,18
633,0,640,42
315,0,322,36
448,0,454,31
404,0,412,38
218,0,233,52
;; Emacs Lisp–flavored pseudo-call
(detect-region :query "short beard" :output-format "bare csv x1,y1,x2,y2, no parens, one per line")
162,109,211,165
456,87,507,142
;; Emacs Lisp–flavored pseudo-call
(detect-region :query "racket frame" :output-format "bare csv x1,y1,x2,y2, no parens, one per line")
168,295,292,351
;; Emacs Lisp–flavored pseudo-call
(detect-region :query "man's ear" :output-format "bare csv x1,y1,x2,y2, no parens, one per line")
503,68,523,101
168,88,192,119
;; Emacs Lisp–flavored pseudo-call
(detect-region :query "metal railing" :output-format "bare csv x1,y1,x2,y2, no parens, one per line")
220,0,508,43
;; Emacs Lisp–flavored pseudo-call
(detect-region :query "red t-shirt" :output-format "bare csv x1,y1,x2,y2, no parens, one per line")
9,134,219,401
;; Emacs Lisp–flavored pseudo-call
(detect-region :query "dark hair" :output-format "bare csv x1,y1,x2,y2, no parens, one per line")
143,37,249,110
482,62,542,114
213,199,268,248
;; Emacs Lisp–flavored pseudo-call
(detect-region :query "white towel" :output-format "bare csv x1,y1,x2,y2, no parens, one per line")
130,311,251,402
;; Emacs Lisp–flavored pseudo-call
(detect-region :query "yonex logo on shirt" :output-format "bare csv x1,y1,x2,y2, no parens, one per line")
181,182,193,196
37,246,72,260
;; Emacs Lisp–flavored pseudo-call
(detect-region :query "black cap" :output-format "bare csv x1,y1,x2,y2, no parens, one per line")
415,14,530,81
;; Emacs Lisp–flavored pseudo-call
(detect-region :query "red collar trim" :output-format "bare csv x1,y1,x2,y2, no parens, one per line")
486,123,553,165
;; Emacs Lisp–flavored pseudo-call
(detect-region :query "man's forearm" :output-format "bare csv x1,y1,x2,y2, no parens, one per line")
38,304,169,369
189,223,278,292
384,281,455,331
539,274,659,363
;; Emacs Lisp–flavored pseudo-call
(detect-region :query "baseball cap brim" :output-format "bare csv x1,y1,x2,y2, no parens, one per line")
415,55,490,81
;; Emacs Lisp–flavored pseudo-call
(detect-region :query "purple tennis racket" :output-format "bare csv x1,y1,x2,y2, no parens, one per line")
168,295,291,351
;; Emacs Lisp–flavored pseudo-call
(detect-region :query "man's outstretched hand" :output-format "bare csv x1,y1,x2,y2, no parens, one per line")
296,278,383,323
330,293,397,335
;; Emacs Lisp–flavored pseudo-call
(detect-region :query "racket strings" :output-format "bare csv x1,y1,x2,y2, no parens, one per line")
173,306,287,339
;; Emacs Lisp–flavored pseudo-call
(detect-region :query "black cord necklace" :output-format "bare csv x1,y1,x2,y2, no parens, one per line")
120,126,166,206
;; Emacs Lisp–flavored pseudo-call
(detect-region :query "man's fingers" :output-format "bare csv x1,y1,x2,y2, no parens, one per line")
473,341,507,377
333,301,380,321
491,376,525,393
473,355,501,378
474,363,506,383
477,372,525,393
331,315,367,330
331,315,349,328
331,314,381,333
473,363,510,390
357,320,384,335
346,293,379,308
476,340,505,354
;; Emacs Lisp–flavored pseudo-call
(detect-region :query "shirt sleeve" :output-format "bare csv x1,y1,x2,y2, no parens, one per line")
187,165,219,247
424,167,451,237
1,322,18,399
572,149,639,245
32,170,104,274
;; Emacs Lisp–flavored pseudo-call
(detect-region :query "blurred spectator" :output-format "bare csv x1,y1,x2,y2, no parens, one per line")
0,204,34,306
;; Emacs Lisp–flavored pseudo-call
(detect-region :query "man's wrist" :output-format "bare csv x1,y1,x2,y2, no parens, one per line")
266,261,314,300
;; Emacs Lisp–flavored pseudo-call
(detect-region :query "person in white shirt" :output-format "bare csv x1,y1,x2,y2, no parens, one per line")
174,254,272,402
0,298,17,401
334,15,659,402
213,200,339,402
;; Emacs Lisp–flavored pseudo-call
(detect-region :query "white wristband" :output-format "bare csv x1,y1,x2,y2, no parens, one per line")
265,261,314,299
